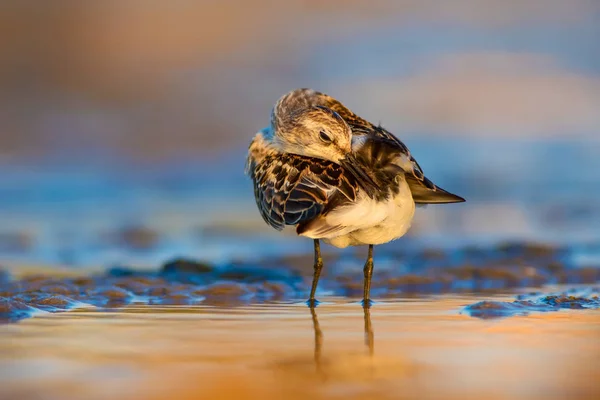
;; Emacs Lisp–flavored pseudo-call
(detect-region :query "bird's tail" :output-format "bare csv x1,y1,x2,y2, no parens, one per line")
405,174,465,204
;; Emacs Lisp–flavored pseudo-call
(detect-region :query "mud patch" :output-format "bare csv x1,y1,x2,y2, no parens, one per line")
0,258,305,323
0,298,38,323
463,288,600,319
2,241,599,323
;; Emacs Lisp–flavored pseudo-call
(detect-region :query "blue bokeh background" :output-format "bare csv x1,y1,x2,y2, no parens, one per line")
1,1,599,268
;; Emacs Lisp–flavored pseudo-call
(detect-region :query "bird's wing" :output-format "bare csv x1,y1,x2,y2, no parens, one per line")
275,89,465,204
351,125,465,204
248,150,359,231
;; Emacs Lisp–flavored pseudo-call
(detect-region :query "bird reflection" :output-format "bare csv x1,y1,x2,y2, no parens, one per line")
310,306,324,373
363,306,374,356
309,305,374,374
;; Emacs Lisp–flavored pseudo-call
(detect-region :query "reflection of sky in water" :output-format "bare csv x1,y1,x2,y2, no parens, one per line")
0,137,598,268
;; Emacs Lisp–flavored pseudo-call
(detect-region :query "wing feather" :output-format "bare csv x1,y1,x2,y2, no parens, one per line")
248,150,359,231
304,89,465,204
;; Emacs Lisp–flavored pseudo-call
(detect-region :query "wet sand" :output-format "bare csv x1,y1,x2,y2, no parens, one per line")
2,241,600,322
1,295,599,400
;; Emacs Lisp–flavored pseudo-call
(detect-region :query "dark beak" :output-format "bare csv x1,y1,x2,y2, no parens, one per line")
340,154,379,197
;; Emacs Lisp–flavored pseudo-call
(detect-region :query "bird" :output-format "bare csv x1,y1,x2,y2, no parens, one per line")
246,88,464,307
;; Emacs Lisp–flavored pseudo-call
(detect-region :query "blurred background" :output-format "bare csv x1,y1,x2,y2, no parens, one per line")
1,0,599,268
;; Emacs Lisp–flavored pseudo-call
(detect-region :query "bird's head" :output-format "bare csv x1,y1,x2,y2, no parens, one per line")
274,105,353,163
270,90,352,163
269,89,378,195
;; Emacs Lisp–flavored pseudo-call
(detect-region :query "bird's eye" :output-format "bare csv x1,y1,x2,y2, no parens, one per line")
319,130,332,144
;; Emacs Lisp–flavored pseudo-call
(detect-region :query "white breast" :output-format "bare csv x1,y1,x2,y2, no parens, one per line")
321,177,416,248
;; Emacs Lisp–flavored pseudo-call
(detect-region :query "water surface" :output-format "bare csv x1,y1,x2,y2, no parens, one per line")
1,295,599,400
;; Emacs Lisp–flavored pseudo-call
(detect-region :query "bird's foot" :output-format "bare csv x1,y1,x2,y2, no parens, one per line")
306,298,321,308
361,298,374,308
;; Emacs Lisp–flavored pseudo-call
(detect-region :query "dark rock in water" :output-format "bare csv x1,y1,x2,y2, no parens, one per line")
38,283,79,297
13,292,77,311
462,300,550,319
106,267,153,277
254,281,295,300
0,298,37,323
216,264,302,285
145,283,194,298
464,289,600,319
68,277,97,287
149,293,194,305
85,286,133,307
106,267,133,277
145,286,170,297
160,258,214,282
160,259,302,286
465,300,511,313
0,286,16,298
113,281,148,296
18,275,83,297
197,282,252,298
15,277,64,294
197,282,256,305
539,295,600,309
113,276,165,296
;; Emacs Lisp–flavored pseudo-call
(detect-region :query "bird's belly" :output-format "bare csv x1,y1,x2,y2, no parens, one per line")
324,180,416,248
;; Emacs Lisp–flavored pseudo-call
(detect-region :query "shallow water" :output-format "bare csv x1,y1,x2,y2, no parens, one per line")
1,294,599,400
2,221,599,399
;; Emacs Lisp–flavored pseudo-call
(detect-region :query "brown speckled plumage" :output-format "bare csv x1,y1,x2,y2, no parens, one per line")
248,151,359,232
278,88,464,204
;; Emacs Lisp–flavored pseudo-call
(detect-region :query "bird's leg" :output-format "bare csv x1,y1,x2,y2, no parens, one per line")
308,239,324,307
363,305,374,356
362,244,374,307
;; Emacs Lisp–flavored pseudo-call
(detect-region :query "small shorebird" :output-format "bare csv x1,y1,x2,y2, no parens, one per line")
246,89,464,307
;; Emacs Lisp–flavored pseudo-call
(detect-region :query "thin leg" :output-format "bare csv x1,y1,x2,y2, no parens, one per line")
363,305,374,356
310,307,323,368
308,239,323,307
362,244,374,307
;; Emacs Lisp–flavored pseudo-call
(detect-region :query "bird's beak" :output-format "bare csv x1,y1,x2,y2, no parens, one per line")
340,154,379,197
